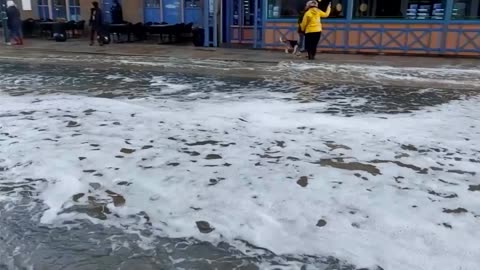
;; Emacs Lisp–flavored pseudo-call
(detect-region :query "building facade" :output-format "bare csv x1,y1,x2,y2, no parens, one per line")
14,0,480,56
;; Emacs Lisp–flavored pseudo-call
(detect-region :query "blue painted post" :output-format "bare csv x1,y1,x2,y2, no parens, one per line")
227,0,232,46
345,0,354,51
213,0,217,47
261,0,266,48
441,0,454,53
253,0,258,48
346,0,353,20
203,0,209,46
1,0,8,43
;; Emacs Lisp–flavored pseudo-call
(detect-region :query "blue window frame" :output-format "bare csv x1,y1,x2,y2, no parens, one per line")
38,0,50,20
69,0,81,21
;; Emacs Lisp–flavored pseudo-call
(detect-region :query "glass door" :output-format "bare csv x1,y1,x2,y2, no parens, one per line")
227,0,257,46
102,0,113,23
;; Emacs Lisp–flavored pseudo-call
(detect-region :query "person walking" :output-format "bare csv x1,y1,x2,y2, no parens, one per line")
296,4,309,54
6,0,22,46
89,1,104,46
299,0,331,60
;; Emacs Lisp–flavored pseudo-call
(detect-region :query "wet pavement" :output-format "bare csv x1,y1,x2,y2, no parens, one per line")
3,39,480,68
0,54,479,270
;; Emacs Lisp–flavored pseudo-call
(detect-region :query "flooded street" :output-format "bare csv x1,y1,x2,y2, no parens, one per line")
0,55,479,270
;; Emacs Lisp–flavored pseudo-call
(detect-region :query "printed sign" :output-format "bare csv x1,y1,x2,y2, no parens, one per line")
21,0,32,10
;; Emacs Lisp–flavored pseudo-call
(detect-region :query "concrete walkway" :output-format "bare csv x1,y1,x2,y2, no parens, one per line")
2,39,480,69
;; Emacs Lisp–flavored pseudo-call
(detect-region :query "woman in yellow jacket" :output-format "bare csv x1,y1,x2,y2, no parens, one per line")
300,0,331,60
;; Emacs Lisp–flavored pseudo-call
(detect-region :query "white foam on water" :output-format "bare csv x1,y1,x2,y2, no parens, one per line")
1,94,479,270
150,76,191,94
275,62,480,87
105,75,136,83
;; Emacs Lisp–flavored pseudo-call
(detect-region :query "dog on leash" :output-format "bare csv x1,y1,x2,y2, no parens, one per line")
279,36,299,55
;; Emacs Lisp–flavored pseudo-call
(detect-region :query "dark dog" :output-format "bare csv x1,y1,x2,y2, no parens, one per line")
279,36,299,54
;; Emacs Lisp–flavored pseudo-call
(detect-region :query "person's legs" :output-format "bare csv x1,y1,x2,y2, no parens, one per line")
304,33,315,60
90,29,96,45
16,24,23,45
8,26,20,44
311,32,322,59
298,33,305,52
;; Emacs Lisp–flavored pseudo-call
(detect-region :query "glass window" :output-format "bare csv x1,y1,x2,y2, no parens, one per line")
232,0,256,25
185,0,201,7
38,0,50,20
353,0,446,20
267,0,348,19
452,0,480,19
53,0,67,20
145,0,161,8
69,0,81,21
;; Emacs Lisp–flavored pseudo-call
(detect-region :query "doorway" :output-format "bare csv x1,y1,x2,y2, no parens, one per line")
102,0,113,23
223,0,262,47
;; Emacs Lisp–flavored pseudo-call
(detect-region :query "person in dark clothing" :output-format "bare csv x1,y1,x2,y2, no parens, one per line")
89,1,104,46
6,0,22,45
296,3,311,53
111,0,123,24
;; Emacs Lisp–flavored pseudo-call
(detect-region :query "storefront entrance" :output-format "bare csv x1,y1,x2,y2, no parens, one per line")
102,0,122,23
223,0,263,48
143,0,203,25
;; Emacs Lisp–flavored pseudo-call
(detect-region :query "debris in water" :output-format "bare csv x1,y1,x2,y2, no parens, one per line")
196,221,214,233
66,121,80,127
447,169,476,176
205,154,222,160
443,208,468,214
427,190,457,199
325,142,351,151
72,193,85,202
106,190,126,207
89,182,101,190
297,176,309,187
317,158,381,176
442,223,453,229
167,162,180,167
186,140,219,146
316,219,327,227
120,148,136,154
401,144,418,151
468,185,480,191
117,181,132,186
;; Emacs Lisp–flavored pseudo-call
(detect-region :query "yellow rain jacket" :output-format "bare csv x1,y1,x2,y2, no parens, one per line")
300,6,331,33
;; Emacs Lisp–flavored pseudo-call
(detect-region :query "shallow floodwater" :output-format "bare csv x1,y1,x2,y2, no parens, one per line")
0,58,479,270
